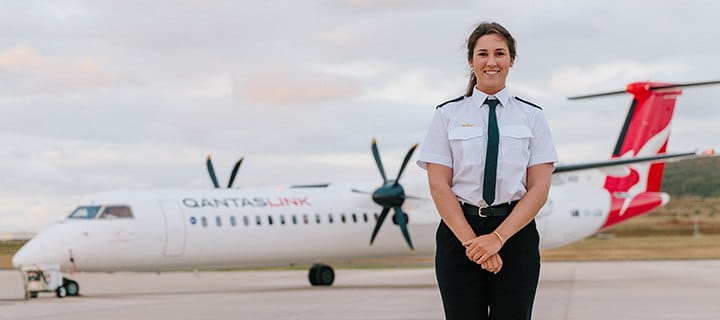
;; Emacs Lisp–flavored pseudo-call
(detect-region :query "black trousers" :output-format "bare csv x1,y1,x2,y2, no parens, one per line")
435,214,540,320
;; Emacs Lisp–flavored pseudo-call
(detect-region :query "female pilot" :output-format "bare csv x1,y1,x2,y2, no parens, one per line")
416,22,558,320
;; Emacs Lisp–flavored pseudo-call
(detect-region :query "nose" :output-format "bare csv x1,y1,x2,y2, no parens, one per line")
12,225,66,268
11,244,32,267
486,55,498,66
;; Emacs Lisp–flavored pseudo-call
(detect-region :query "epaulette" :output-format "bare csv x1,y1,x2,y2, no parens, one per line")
436,96,466,109
514,97,542,110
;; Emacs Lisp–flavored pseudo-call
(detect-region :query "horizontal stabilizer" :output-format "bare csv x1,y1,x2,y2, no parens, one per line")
568,80,720,100
554,148,716,174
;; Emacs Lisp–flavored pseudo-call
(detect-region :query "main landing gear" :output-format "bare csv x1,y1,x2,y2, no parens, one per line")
308,263,334,286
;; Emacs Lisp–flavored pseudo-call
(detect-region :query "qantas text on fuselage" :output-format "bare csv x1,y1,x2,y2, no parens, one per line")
181,197,312,209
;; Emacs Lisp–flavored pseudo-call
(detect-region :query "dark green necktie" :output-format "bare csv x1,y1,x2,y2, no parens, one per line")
483,97,500,206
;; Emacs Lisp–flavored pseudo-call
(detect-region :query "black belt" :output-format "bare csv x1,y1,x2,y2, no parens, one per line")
461,200,519,217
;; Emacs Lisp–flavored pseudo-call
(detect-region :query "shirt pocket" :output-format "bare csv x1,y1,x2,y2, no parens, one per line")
500,125,533,169
448,127,486,166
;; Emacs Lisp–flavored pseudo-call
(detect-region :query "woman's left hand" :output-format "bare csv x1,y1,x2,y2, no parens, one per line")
462,234,503,264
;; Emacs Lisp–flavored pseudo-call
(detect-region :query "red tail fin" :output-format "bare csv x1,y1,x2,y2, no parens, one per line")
602,82,681,228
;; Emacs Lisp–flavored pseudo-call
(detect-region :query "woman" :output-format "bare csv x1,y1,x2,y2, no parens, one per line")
416,22,558,320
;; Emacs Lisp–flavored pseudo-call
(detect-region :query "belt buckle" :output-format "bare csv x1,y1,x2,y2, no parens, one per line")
478,207,488,217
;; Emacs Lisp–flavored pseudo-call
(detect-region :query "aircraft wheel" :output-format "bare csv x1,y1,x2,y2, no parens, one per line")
308,263,334,286
64,279,80,297
30,291,38,299
309,266,318,285
56,286,67,298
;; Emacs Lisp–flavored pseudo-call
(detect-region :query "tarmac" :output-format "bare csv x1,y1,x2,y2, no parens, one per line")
1,260,719,320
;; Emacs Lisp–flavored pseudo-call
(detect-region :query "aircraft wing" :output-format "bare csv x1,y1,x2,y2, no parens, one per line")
553,149,716,174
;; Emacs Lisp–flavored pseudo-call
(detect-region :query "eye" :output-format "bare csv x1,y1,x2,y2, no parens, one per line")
477,52,488,57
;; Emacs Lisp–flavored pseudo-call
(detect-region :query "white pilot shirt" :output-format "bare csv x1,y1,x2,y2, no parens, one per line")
416,86,558,207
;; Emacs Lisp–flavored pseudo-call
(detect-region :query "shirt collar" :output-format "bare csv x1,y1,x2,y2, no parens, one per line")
471,86,511,108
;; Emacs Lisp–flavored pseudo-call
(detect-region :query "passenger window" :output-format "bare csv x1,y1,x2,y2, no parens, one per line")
363,213,368,223
201,217,208,227
352,213,357,223
243,215,249,226
256,216,261,226
292,215,298,225
268,215,274,225
230,216,237,227
315,214,321,224
341,214,346,223
68,206,102,219
280,215,286,225
216,216,222,227
303,214,309,224
328,213,334,224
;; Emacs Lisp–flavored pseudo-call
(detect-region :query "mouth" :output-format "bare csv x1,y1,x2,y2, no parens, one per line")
483,70,500,76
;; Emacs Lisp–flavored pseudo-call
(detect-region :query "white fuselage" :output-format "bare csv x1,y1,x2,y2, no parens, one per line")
13,170,623,273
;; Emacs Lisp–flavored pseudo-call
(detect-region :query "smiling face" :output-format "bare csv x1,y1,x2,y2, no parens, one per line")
469,33,514,95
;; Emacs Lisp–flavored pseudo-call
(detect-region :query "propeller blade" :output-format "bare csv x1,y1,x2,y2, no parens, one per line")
206,156,220,188
405,195,429,201
227,157,244,188
371,138,388,183
394,144,419,184
351,188,372,195
393,206,415,252
369,207,391,245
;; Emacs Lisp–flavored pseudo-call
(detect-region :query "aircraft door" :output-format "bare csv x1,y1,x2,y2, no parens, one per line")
159,200,186,256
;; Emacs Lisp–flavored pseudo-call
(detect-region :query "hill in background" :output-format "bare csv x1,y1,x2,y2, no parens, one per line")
662,156,720,197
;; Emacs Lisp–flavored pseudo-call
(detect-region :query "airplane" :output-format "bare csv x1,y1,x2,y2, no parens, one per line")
11,80,720,299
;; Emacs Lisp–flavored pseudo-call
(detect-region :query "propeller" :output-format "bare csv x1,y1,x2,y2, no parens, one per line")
206,156,244,188
362,138,418,252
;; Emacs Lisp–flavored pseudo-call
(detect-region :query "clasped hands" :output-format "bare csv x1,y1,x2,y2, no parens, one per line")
462,233,503,274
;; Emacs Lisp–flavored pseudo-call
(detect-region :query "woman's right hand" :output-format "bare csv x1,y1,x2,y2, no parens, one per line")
478,253,503,274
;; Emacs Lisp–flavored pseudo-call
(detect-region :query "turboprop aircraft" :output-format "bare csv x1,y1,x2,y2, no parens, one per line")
11,80,719,299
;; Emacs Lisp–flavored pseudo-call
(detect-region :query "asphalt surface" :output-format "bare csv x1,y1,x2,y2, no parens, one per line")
1,260,719,319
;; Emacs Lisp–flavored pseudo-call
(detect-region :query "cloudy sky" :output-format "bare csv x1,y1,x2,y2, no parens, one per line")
2,0,720,233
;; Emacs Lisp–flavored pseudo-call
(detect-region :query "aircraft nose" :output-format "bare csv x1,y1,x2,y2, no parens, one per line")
11,245,32,268
11,226,66,268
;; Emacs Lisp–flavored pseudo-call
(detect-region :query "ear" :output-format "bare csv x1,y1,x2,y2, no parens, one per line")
510,58,515,68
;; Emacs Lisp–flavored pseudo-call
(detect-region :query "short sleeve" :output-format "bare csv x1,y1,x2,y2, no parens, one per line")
416,109,453,170
528,111,559,167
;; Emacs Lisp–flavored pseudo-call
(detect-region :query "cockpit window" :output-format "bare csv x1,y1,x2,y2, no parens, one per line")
68,206,102,219
99,206,134,219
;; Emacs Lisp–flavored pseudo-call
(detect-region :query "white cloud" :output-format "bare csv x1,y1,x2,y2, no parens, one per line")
239,67,363,105
363,70,464,105
550,60,687,96
0,46,115,94
186,73,234,98
313,60,392,78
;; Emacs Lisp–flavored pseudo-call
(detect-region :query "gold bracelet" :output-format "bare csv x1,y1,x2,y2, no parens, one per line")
493,231,505,246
